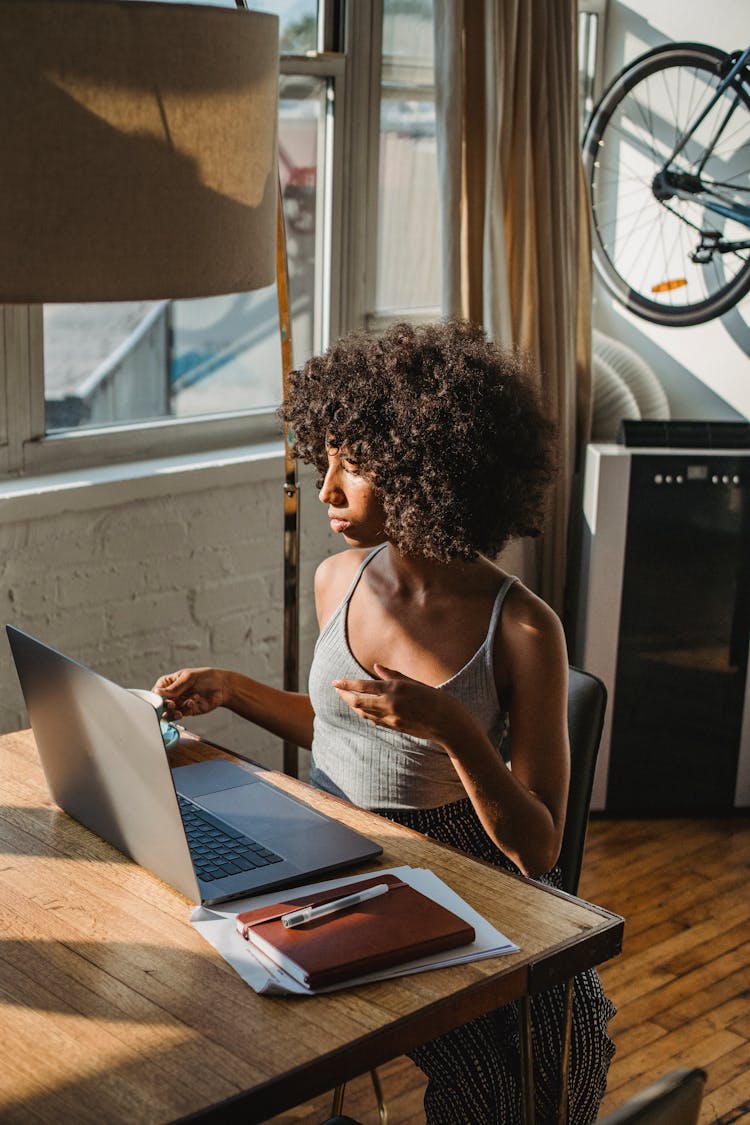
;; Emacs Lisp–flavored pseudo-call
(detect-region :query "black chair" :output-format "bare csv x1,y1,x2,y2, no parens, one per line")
558,666,607,895
517,667,608,1122
597,1067,707,1123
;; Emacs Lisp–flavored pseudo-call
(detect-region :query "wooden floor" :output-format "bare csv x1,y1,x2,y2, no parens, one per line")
267,815,750,1124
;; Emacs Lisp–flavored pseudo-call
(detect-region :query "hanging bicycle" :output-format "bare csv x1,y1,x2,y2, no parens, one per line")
582,41,750,327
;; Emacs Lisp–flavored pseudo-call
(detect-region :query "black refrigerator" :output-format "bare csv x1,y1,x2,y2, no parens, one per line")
573,433,750,815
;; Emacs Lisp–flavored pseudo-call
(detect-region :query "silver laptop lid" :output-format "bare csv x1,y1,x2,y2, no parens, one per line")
7,625,201,901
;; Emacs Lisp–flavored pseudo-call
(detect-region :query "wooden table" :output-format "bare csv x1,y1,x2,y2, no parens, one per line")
0,729,623,1123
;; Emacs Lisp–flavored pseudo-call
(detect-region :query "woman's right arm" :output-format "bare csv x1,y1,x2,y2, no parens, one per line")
152,549,363,750
152,667,316,750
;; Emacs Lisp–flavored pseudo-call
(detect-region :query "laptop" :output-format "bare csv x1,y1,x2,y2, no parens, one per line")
6,625,382,905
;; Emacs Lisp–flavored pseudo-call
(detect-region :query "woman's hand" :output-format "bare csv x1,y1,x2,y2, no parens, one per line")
151,668,229,720
333,664,466,744
151,668,316,749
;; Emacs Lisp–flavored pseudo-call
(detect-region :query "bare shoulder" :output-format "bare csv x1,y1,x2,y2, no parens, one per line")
314,548,371,629
499,579,568,672
315,548,368,586
504,580,564,634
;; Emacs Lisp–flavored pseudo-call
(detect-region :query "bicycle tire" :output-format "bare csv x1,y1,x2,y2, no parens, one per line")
582,42,750,327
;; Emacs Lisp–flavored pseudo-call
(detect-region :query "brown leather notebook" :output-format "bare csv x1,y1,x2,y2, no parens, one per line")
235,872,475,989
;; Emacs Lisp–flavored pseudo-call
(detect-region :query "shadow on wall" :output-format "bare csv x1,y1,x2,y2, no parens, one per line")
602,3,670,79
720,300,750,359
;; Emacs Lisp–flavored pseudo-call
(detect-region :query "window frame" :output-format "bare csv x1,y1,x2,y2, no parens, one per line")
579,0,608,129
330,0,382,337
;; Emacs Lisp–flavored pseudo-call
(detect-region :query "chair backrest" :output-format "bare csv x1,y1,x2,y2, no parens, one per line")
557,666,607,895
597,1067,707,1124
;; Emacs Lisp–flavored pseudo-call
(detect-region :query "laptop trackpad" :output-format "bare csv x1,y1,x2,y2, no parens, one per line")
198,783,327,859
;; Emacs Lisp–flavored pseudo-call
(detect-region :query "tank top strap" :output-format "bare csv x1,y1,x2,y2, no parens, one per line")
316,543,387,651
483,575,518,673
340,542,389,607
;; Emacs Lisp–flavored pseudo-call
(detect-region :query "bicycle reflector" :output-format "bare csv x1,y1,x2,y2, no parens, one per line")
651,279,688,293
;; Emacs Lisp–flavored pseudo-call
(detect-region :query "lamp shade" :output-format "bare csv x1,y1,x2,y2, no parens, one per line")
0,0,279,302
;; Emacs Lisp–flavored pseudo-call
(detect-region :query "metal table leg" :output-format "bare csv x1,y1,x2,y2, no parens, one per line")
520,976,574,1125
519,996,535,1125
558,979,574,1125
330,1084,346,1116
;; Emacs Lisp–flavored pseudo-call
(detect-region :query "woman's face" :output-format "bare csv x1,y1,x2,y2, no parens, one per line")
319,444,387,548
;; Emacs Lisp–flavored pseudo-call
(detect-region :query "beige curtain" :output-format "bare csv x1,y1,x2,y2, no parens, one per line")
434,0,592,615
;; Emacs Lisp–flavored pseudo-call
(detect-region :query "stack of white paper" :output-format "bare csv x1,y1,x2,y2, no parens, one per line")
190,865,519,996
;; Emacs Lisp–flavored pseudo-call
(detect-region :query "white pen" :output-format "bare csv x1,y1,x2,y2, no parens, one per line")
281,882,390,929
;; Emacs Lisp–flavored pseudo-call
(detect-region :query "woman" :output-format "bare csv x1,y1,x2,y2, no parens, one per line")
154,320,615,1124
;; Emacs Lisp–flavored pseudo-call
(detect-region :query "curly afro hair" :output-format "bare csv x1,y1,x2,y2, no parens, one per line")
280,319,557,562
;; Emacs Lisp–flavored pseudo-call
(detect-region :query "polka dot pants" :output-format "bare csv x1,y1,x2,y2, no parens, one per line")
376,799,616,1125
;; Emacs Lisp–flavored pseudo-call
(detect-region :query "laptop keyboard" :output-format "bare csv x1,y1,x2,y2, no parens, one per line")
177,794,283,883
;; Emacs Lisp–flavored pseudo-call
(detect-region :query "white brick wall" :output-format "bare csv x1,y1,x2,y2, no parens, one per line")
1,452,342,776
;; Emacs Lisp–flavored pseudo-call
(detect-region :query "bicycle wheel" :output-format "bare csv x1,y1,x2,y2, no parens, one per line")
582,42,750,327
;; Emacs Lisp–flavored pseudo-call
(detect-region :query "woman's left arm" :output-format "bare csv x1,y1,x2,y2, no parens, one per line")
457,592,570,876
333,593,570,877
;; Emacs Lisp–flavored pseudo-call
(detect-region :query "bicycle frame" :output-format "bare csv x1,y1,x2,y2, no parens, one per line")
661,44,750,234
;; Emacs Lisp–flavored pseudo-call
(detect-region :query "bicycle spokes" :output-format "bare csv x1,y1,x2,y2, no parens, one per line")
583,42,750,326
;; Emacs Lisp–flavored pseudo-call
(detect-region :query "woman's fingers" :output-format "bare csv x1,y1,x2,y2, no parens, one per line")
153,670,191,695
332,677,380,694
151,668,228,720
333,671,447,741
372,663,411,681
151,670,201,719
332,680,386,724
333,678,414,730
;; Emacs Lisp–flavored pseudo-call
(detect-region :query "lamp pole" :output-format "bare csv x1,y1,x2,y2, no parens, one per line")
234,0,300,778
277,186,300,779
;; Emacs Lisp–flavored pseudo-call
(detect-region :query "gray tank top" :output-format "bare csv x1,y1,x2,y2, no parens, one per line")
309,544,515,811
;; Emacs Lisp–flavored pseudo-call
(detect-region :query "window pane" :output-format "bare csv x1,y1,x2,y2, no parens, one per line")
43,301,170,431
246,1,318,53
376,0,440,312
578,9,600,130
43,75,323,434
